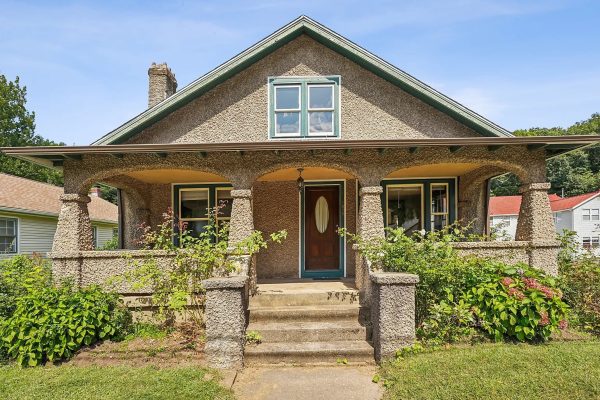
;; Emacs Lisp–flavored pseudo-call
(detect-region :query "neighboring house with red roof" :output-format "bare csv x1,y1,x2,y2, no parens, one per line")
490,190,600,253
0,173,118,258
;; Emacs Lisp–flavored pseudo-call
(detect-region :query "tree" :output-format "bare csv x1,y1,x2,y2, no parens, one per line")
491,113,600,197
0,75,63,185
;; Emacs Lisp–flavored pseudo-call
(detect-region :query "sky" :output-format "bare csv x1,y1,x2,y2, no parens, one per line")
1,0,599,145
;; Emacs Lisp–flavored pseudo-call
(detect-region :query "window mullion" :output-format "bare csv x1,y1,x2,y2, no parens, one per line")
301,81,308,137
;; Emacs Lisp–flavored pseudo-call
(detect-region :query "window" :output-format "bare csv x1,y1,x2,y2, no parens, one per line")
383,179,456,233
583,237,591,249
592,209,600,221
269,76,340,138
593,237,600,248
430,184,449,231
92,226,98,249
0,217,18,253
583,209,591,221
173,184,233,241
386,184,423,235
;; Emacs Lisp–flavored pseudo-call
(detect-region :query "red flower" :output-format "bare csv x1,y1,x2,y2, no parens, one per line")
558,319,568,330
523,277,541,290
501,277,514,287
508,287,525,300
539,311,550,326
539,286,556,299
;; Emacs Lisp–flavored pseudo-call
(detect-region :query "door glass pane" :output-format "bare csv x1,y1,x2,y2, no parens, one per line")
216,188,233,219
387,186,422,234
308,85,333,109
314,196,329,234
275,112,300,134
309,111,333,133
180,189,209,218
275,86,300,110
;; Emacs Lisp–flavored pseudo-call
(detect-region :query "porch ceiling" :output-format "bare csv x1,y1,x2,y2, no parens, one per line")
2,136,598,170
258,167,353,181
122,169,227,184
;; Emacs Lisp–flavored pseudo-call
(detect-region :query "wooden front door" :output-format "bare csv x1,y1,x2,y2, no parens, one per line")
305,185,340,272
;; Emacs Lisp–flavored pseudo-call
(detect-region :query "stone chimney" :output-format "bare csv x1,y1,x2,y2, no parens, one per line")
148,63,177,108
89,187,102,198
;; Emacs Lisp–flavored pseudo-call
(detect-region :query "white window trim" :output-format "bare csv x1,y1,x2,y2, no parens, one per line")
0,216,19,254
591,209,600,221
583,209,591,221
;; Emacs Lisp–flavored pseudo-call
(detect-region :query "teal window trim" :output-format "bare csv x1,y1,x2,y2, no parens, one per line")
172,183,233,245
381,178,457,232
300,181,345,279
268,76,341,139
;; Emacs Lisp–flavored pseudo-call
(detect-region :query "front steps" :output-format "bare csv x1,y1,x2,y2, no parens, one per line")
245,280,374,365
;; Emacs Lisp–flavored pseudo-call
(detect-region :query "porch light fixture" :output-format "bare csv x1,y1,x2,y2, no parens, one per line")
296,168,305,192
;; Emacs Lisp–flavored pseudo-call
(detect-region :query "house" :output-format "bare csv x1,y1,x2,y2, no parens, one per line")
490,191,600,254
2,16,598,367
0,173,118,259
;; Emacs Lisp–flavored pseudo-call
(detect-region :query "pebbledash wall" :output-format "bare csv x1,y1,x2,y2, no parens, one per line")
126,35,481,145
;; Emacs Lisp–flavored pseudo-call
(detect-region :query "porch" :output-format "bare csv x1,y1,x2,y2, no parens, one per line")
4,137,587,367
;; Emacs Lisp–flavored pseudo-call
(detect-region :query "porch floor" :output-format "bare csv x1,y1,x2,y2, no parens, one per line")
256,278,357,294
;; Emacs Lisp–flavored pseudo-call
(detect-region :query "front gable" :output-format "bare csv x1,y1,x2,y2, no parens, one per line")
93,16,512,145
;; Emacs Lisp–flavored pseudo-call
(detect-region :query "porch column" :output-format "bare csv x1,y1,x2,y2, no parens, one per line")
227,188,256,288
515,182,559,275
51,194,94,284
356,186,385,303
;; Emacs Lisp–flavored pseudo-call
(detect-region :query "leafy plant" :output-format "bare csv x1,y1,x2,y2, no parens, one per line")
117,207,286,326
418,293,475,346
0,255,51,319
245,330,262,345
1,283,131,366
100,235,119,251
558,230,600,336
463,265,569,342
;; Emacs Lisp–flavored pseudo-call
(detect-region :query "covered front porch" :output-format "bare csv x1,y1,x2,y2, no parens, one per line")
4,136,591,367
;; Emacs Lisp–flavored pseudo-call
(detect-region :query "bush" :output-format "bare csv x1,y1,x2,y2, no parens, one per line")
345,224,570,344
464,265,569,342
558,231,600,336
0,255,51,319
1,283,131,366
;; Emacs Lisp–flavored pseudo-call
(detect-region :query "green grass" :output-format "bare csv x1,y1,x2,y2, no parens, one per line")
0,365,233,400
381,341,600,400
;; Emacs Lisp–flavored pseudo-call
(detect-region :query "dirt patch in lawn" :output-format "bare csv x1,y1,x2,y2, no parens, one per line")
70,323,207,368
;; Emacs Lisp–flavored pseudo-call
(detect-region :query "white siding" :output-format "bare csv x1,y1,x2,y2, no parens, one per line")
0,213,118,259
490,215,518,240
0,214,56,259
554,211,573,233
572,196,600,256
94,224,117,249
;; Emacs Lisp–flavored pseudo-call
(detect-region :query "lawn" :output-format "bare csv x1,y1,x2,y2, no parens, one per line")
381,341,600,400
0,365,233,400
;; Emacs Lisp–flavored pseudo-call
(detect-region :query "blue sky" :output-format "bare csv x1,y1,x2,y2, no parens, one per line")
1,0,599,145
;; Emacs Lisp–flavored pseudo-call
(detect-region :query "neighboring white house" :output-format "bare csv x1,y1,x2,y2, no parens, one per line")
0,173,118,259
489,190,600,254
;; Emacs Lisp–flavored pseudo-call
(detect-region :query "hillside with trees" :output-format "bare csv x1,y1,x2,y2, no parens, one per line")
491,113,600,197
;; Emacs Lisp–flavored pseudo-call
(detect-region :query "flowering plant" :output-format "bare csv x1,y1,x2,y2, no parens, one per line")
463,264,569,342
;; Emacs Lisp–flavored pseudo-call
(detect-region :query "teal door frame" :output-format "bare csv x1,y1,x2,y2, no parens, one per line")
300,180,345,279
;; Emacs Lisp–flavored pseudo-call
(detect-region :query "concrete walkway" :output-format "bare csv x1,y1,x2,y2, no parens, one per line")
232,365,383,400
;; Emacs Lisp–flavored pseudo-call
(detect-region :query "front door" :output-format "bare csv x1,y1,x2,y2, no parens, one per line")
304,185,342,277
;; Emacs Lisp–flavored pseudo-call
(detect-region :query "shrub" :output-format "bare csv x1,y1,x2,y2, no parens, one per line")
1,283,131,366
344,224,570,344
463,265,569,342
0,255,51,319
117,208,286,326
558,230,600,336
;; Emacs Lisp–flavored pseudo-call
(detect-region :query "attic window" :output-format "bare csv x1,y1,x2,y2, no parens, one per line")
269,76,340,138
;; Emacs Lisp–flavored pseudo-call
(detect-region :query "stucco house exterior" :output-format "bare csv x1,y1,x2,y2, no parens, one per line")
0,173,118,259
490,191,600,255
2,17,599,367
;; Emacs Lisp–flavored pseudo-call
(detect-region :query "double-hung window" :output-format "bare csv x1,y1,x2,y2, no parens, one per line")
0,217,18,254
592,209,600,221
269,76,340,138
174,184,233,242
583,209,591,221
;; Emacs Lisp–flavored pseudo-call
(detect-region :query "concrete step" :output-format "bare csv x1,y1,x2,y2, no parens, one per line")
250,289,360,307
248,304,363,323
247,320,367,342
244,340,374,365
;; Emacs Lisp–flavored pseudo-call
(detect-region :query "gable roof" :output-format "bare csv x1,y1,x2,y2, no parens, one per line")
0,173,118,223
92,15,513,145
489,191,600,216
